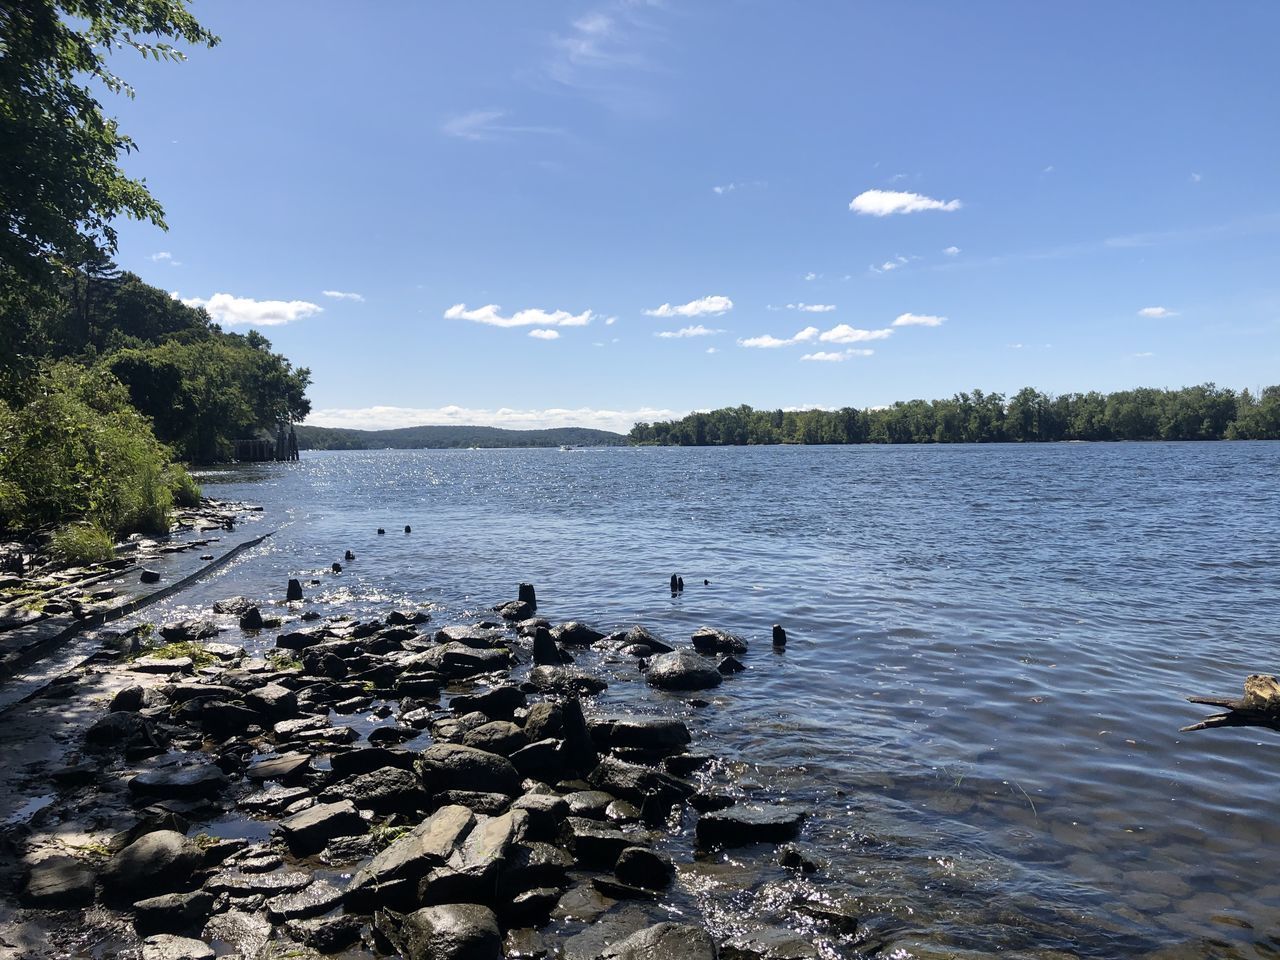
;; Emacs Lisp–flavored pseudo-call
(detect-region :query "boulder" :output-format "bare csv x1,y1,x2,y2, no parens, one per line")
523,701,563,741
551,622,604,647
21,856,95,908
160,619,220,644
325,766,427,813
266,879,344,920
238,607,264,631
346,805,474,909
329,746,416,776
287,914,363,953
85,709,163,753
110,684,146,712
128,755,229,800
415,744,523,796
244,681,298,720
419,809,528,904
588,757,692,813
133,890,215,935
497,841,574,898
532,627,566,666
286,579,304,602
564,817,632,868
614,847,674,889
463,720,528,757
434,625,507,649
422,642,512,679
527,666,606,696
601,922,719,960
691,626,747,655
590,717,691,753
140,569,161,584
213,596,257,615
618,626,674,655
245,752,310,782
645,650,723,691
392,903,502,960
451,685,526,720
696,805,805,848
278,800,366,855
141,935,215,960
102,831,202,903
494,599,533,621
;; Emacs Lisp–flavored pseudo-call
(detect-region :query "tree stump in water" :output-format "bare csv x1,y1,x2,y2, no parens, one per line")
1182,674,1280,732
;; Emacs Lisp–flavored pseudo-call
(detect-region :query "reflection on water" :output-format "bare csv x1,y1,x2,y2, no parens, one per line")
147,443,1280,956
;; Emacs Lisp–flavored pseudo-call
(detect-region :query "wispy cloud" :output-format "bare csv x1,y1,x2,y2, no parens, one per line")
818,324,893,344
644,295,732,318
656,324,723,338
803,272,820,281
544,1,666,109
1133,351,1155,358
528,328,560,340
785,303,836,313
850,189,962,217
148,251,180,266
322,290,364,302
943,246,961,256
892,312,946,327
801,349,874,362
178,293,322,327
706,347,718,354
306,404,682,434
712,180,766,196
871,255,920,274
1137,306,1177,318
445,303,594,328
442,110,563,141
1190,172,1202,183
738,326,820,348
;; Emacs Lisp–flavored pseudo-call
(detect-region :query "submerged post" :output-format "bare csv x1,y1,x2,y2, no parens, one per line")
518,582,537,612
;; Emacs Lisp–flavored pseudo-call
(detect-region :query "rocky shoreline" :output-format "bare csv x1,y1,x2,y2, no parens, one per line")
0,570,866,960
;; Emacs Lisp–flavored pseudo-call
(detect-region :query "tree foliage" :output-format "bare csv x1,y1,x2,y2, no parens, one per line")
630,385,1280,446
1,0,217,280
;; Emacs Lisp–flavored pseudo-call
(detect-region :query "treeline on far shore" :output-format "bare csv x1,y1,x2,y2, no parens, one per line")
628,384,1280,446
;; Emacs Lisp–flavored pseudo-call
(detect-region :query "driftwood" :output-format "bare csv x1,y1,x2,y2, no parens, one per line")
1182,674,1280,732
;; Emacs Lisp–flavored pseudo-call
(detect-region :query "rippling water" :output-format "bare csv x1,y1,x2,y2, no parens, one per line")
152,443,1280,957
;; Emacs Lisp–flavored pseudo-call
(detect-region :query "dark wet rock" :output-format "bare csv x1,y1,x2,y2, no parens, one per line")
564,790,615,818
303,649,348,679
518,582,538,610
527,665,606,696
369,723,418,745
508,738,565,780
287,914,363,952
718,655,745,674
416,743,523,796
590,716,691,753
615,625,675,656
523,701,563,741
463,720,528,756
550,882,616,924
389,609,431,626
226,847,286,873
552,621,605,647
238,606,264,630
286,578,304,601
564,817,632,868
166,681,238,704
721,926,821,959
329,746,415,777
494,599,534,621
498,841,574,898
325,766,427,813
129,755,229,800
214,596,257,615
140,569,161,584
691,626,747,655
558,905,650,956
435,624,507,649
510,792,569,840
614,846,673,889
559,697,598,773
689,791,737,813
452,685,526,719
419,809,527,904
108,682,146,711
246,752,310,781
592,877,658,901
273,714,330,740
504,928,549,959
779,843,822,874
334,694,373,714
276,629,322,650
266,879,344,920
384,903,502,960
532,626,567,666
21,856,95,908
605,800,643,824
432,710,490,743
197,701,262,736
697,804,805,848
662,753,714,777
504,886,560,926
346,804,474,910
160,619,220,644
436,790,512,814
278,799,366,855
141,935,214,960
201,911,272,959
206,869,312,896
588,756,692,813
601,922,719,960
422,642,512,679
102,831,202,903
320,833,381,865
85,711,162,762
396,672,444,696
133,890,215,935
645,650,723,691
793,892,858,934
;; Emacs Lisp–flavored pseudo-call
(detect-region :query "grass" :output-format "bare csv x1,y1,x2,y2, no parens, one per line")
50,522,115,566
267,651,303,671
370,822,411,850
130,636,217,668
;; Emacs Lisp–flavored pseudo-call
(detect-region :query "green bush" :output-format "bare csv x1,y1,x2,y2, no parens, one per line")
50,522,115,566
167,464,203,507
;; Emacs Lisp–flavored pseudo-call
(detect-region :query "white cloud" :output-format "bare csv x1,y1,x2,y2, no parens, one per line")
738,326,820,348
656,325,723,338
943,246,961,256
800,348,875,362
706,347,718,354
1137,306,1178,318
322,290,365,302
179,293,322,327
712,180,765,195
445,303,594,328
785,303,836,313
850,189,962,216
818,324,894,344
442,110,562,141
892,312,946,327
643,295,732,318
306,404,682,435
803,272,819,281
1190,173,1202,183
604,316,617,325
528,329,560,340
149,251,173,262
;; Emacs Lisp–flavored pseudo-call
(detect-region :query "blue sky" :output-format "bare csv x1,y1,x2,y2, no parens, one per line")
107,1,1280,432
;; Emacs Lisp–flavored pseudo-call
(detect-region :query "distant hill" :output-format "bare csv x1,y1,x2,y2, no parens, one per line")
294,423,631,450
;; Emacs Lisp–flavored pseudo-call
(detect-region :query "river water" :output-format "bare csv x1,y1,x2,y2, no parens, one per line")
150,442,1280,958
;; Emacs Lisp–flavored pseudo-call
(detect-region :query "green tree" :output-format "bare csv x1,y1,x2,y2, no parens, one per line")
1,0,217,281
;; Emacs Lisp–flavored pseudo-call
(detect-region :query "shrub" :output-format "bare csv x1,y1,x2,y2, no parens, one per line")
168,465,203,507
50,523,115,566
